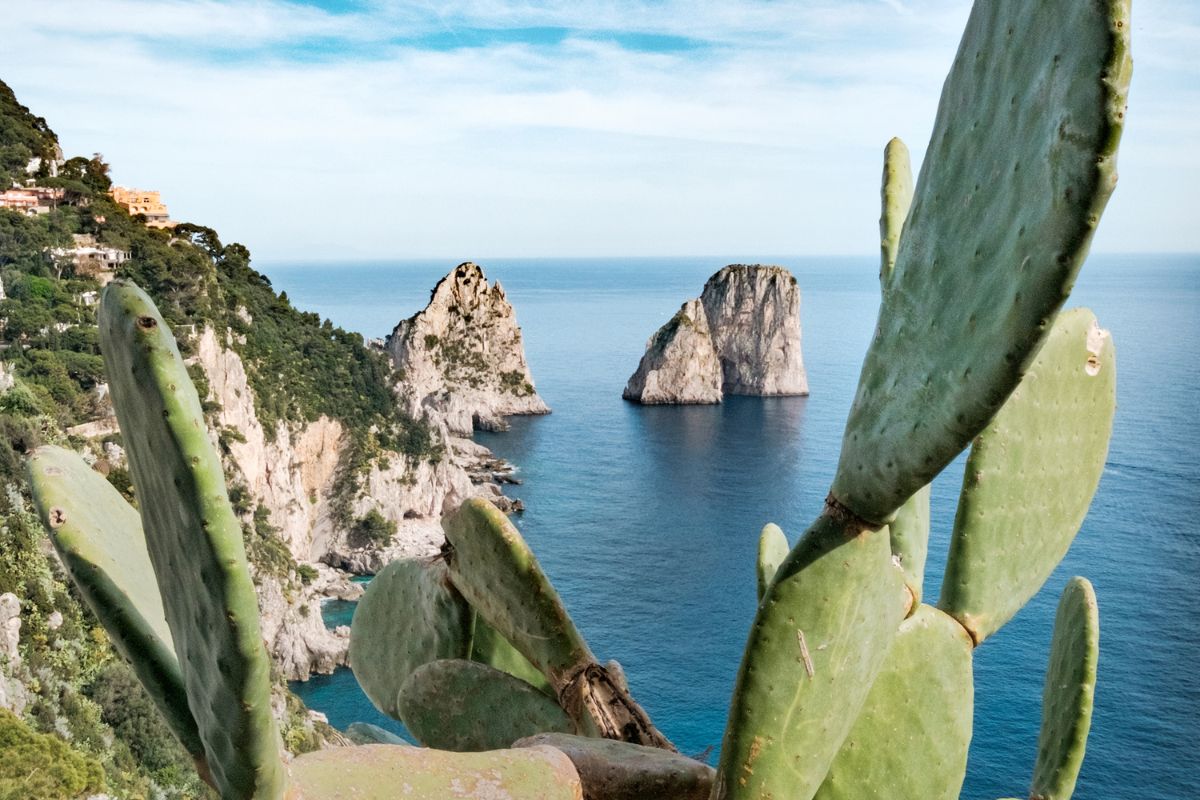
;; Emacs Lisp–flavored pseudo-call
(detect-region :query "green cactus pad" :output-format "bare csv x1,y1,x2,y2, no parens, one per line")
98,281,285,799
879,137,913,286
397,659,574,752
344,723,411,747
26,446,206,771
832,0,1131,524
890,484,931,612
471,617,554,696
443,498,592,685
713,510,907,800
514,733,715,800
444,498,672,750
814,604,973,800
1030,578,1099,800
756,523,788,602
349,557,474,720
289,744,583,799
939,309,1115,644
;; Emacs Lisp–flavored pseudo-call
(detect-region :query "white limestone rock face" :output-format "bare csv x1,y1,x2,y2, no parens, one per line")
701,265,808,396
385,262,550,435
190,326,516,678
625,265,809,404
622,299,723,404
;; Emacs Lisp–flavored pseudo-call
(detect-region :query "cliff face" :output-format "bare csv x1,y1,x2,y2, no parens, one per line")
702,265,809,396
624,265,809,404
622,299,723,404
385,262,550,435
192,326,518,677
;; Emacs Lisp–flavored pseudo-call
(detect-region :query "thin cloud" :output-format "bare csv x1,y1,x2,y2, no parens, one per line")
0,0,1193,258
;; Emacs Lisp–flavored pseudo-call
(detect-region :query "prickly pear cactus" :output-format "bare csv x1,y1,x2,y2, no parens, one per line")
715,1,1129,796
939,309,1115,644
755,523,788,602
832,0,1130,522
288,745,584,800
98,281,287,799
813,605,973,800
349,557,474,719
396,659,574,751
890,483,931,612
1030,577,1099,800
26,446,207,776
443,498,674,750
879,136,913,286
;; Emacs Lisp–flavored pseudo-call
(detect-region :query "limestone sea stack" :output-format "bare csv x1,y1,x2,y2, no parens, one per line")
385,262,550,434
622,298,723,404
623,265,809,404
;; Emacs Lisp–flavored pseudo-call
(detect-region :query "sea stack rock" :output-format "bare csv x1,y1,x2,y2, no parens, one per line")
385,262,549,434
622,299,723,404
623,265,808,404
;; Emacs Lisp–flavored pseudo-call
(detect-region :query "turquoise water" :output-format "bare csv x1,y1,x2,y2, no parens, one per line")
281,254,1200,798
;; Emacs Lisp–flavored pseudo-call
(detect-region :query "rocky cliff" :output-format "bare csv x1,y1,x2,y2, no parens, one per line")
385,262,550,434
622,299,723,404
624,265,809,404
191,326,520,677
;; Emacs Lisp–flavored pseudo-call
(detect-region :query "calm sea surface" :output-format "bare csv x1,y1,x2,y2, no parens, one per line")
278,254,1199,799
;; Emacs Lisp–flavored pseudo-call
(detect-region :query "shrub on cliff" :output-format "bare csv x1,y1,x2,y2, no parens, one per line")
0,708,105,799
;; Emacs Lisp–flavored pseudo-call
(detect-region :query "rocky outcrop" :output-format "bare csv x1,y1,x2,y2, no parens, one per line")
190,326,521,678
256,576,349,680
0,593,20,668
622,299,723,404
624,265,809,404
0,592,26,714
702,265,808,396
385,262,550,435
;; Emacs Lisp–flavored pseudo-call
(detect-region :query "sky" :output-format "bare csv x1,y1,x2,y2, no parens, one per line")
1,0,1196,262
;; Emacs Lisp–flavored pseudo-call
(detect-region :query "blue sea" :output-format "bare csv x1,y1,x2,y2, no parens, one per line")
277,254,1199,799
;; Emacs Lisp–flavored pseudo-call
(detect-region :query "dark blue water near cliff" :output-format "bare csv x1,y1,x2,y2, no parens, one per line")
278,254,1200,799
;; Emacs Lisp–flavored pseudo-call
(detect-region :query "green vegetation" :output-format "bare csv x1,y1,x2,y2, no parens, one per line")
499,370,535,397
0,708,105,800
0,81,59,188
350,508,397,547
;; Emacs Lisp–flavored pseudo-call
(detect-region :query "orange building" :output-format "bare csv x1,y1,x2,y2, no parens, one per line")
0,190,40,214
110,186,176,228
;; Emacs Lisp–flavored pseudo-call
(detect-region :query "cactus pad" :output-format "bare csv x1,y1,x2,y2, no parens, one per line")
939,309,1115,643
444,498,673,750
756,523,788,602
714,510,907,800
98,281,285,799
349,557,474,720
345,723,410,747
814,604,973,800
832,0,1131,523
514,733,715,800
443,498,591,685
27,445,206,771
890,484,931,612
397,659,574,752
1030,577,1099,800
289,744,583,799
470,616,554,695
879,136,913,286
